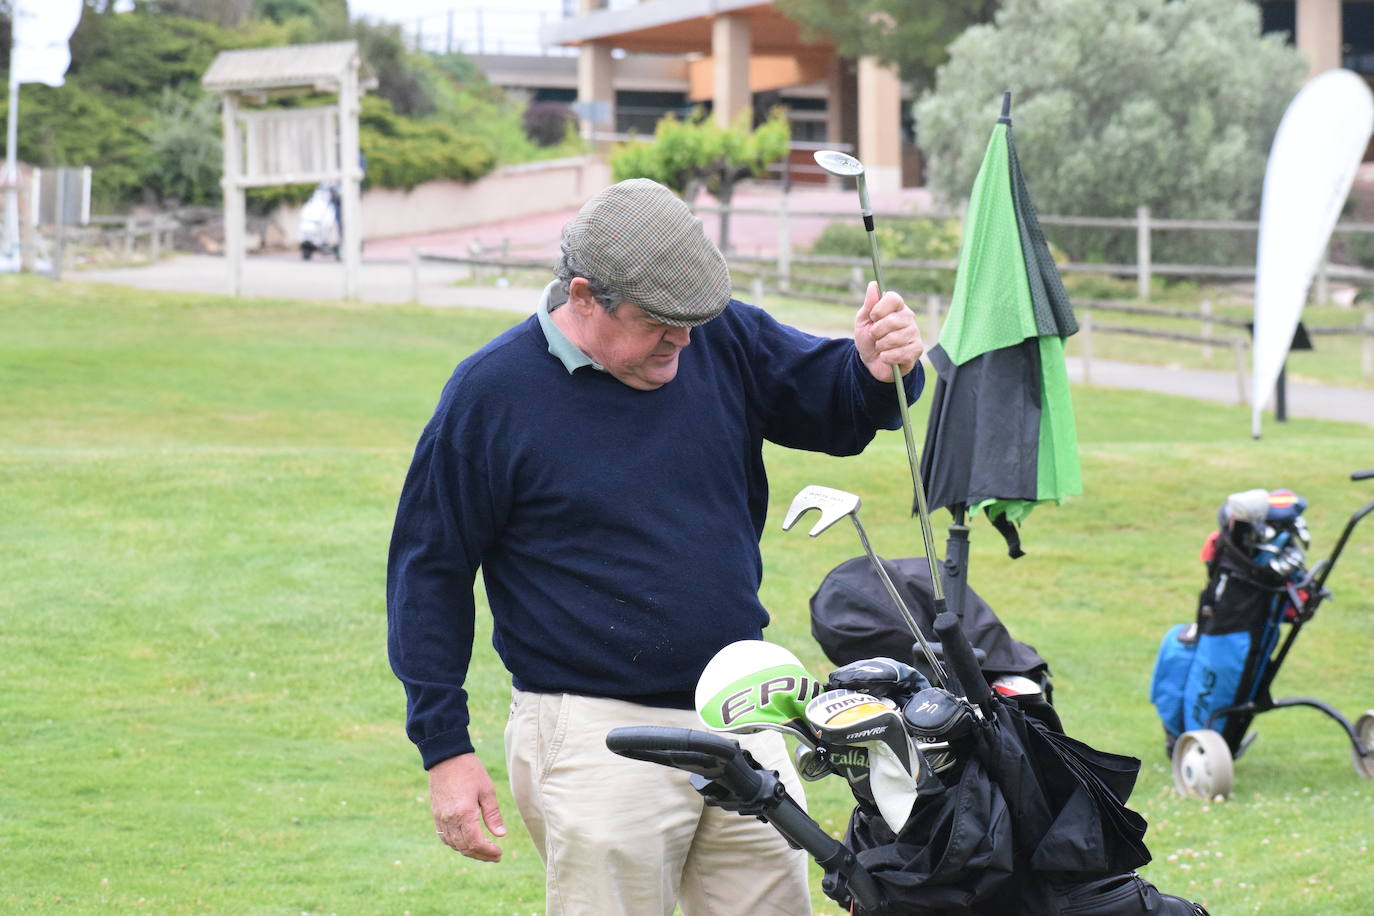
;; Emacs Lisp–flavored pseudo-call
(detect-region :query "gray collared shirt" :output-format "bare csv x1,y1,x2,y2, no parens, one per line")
537,280,604,374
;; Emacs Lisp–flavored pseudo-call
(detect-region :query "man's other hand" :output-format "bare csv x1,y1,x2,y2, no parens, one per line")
430,752,507,862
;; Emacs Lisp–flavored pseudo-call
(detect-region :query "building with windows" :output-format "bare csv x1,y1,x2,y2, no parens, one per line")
464,0,1374,190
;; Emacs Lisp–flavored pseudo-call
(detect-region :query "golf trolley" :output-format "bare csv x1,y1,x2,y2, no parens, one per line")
1152,470,1374,800
609,484,1208,915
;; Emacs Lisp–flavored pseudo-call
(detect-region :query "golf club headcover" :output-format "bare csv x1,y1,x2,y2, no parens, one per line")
696,640,823,745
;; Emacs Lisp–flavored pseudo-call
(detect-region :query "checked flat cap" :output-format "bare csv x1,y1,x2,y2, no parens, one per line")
564,178,731,327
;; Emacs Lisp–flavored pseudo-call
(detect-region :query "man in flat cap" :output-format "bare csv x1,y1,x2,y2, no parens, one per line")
388,178,925,915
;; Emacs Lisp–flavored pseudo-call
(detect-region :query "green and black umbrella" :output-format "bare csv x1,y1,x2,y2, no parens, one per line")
919,93,1081,601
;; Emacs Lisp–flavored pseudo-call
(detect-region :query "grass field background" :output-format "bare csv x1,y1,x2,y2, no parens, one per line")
2,274,1372,914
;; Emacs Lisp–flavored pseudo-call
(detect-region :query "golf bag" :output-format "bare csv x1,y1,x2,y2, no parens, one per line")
812,556,1059,729
1150,489,1310,753
806,562,1205,914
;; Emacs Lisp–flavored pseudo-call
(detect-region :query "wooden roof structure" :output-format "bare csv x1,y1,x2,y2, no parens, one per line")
202,41,377,97
202,41,373,299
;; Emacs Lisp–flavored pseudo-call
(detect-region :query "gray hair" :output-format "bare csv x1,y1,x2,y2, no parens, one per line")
553,227,621,314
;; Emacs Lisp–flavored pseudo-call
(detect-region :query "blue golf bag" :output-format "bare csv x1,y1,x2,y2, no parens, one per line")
1150,489,1309,756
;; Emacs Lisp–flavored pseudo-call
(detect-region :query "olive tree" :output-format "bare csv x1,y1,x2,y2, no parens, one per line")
611,108,790,253
913,0,1307,263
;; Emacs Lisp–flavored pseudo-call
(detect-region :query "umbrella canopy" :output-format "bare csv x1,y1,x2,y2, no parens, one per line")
920,93,1081,558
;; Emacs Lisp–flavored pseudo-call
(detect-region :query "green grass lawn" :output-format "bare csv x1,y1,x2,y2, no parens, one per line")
2,275,1372,914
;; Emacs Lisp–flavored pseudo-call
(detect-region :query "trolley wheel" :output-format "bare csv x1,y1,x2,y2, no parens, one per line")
1172,729,1234,800
1353,711,1374,780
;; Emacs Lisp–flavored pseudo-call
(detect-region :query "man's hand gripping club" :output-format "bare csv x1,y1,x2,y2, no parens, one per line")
853,281,924,382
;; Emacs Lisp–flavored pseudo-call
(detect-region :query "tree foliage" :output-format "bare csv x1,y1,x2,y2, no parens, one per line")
0,1,582,211
913,0,1306,262
611,109,790,251
139,88,223,206
776,0,997,90
358,94,496,189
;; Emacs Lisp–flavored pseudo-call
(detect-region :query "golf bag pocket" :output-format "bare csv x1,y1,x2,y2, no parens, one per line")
1181,630,1251,733
1149,624,1196,740
1183,565,1284,735
1051,873,1208,915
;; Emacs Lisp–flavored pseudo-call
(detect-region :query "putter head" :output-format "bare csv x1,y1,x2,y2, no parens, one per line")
782,485,861,537
813,149,865,178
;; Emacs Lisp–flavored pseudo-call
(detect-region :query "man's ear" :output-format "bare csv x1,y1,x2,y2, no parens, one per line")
566,277,597,316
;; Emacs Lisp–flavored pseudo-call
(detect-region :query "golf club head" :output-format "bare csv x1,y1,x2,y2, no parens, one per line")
696,640,823,747
793,743,833,782
782,485,861,537
813,149,865,178
805,689,920,832
827,657,930,700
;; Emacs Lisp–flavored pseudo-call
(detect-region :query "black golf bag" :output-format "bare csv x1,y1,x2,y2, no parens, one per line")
611,557,1209,914
1150,489,1310,754
808,561,1205,914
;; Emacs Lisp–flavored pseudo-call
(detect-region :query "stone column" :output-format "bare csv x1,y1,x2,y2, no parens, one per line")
712,13,751,126
576,0,615,144
1295,0,1342,77
576,42,615,145
857,55,902,195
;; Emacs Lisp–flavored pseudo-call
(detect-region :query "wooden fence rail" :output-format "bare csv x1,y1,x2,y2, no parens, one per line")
694,203,1374,299
411,247,1374,392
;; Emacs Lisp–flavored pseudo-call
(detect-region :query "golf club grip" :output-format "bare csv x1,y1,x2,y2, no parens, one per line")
933,612,994,710
1352,468,1374,481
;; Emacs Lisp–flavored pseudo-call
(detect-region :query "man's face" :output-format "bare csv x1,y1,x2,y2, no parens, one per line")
579,297,693,391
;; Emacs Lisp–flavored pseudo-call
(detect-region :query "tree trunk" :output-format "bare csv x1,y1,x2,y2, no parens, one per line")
715,182,733,255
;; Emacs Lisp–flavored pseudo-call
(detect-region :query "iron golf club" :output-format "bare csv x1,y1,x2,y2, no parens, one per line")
812,149,952,630
782,485,949,687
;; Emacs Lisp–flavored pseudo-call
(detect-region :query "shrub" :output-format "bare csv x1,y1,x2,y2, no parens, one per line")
523,101,576,148
808,217,964,296
139,88,223,207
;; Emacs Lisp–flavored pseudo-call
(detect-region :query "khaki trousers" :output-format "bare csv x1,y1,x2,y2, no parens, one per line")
505,689,812,916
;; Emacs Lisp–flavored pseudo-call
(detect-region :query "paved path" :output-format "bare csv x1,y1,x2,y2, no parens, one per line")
1064,357,1373,427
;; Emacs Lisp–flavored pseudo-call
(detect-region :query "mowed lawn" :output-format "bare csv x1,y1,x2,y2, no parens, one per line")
2,274,1371,915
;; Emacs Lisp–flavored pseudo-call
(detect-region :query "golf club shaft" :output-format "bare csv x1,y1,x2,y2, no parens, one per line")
851,515,949,687
853,178,948,613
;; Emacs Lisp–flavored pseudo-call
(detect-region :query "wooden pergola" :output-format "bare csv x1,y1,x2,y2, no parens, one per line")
201,41,376,299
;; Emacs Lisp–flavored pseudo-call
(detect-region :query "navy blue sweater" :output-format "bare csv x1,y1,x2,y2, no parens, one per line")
386,299,923,768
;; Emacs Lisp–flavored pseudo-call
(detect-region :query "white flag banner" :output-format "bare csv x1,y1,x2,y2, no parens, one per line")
1251,69,1374,438
11,0,84,88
